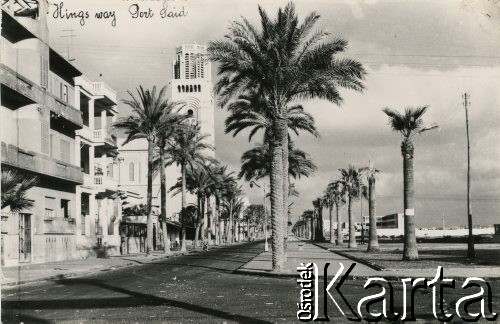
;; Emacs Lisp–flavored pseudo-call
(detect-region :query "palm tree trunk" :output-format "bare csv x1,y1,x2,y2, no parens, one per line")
180,163,187,252
282,136,289,260
310,215,315,241
194,195,202,247
159,145,170,253
348,194,357,248
402,142,418,260
146,140,154,255
336,203,342,246
202,195,208,241
229,203,233,244
318,206,324,241
215,198,220,245
329,205,334,243
367,176,379,252
270,118,286,270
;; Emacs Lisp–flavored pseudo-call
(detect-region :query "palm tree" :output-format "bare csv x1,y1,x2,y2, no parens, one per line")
226,91,319,258
209,3,366,270
323,184,337,244
1,167,38,213
153,100,187,254
302,210,314,240
326,181,346,246
114,86,168,255
360,162,382,252
208,164,237,245
239,141,316,182
339,165,362,249
170,165,213,247
383,106,437,260
312,197,326,241
164,123,214,251
222,183,243,244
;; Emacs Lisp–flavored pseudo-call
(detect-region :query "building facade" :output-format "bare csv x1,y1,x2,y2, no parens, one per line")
1,1,121,265
73,75,122,258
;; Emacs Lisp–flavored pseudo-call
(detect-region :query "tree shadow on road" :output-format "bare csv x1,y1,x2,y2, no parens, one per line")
2,277,272,323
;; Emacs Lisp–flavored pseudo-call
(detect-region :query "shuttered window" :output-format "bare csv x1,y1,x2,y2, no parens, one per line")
41,123,49,154
60,139,70,163
40,56,48,89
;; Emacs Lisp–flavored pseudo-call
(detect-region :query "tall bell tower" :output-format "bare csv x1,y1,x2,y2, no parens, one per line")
169,44,215,155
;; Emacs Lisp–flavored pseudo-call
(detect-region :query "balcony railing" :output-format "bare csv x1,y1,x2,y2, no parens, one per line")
94,175,118,191
93,81,117,104
44,217,76,234
1,142,83,184
93,128,117,147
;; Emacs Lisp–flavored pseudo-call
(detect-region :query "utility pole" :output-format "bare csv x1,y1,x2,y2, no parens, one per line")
61,29,76,62
463,92,475,259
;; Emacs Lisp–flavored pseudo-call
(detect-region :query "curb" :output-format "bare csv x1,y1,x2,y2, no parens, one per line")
1,250,201,287
310,242,385,271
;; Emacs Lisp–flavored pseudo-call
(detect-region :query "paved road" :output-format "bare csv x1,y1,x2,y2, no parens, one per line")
2,242,498,323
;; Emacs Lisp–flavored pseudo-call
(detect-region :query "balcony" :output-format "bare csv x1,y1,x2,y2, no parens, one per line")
74,76,117,105
94,175,118,192
44,217,76,234
93,128,117,148
92,81,117,105
0,64,83,128
1,142,83,184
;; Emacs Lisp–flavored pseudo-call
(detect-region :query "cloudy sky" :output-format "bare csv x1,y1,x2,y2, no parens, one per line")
48,0,500,227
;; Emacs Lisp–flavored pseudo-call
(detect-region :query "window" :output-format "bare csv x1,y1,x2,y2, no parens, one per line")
41,123,49,154
40,56,48,89
49,134,54,157
129,162,135,181
62,85,68,103
60,139,70,163
45,197,55,218
61,199,70,218
108,220,114,235
81,215,86,235
59,83,68,103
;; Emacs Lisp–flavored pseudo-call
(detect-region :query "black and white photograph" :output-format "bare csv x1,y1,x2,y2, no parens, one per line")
1,0,499,322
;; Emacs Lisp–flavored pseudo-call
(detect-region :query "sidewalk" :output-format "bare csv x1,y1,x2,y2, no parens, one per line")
236,237,376,277
235,237,500,280
1,244,229,287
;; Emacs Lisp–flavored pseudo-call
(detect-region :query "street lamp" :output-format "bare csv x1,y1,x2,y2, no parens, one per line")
250,180,268,252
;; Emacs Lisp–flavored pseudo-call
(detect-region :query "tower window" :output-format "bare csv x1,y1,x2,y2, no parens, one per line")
177,85,181,92
189,85,193,92
198,85,201,92
187,109,194,116
181,85,185,92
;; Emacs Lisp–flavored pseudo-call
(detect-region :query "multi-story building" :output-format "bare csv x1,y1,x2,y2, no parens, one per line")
73,75,122,257
0,1,121,265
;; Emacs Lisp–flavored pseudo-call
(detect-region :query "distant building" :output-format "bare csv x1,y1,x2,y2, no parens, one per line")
117,43,216,247
1,1,121,265
361,213,404,237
